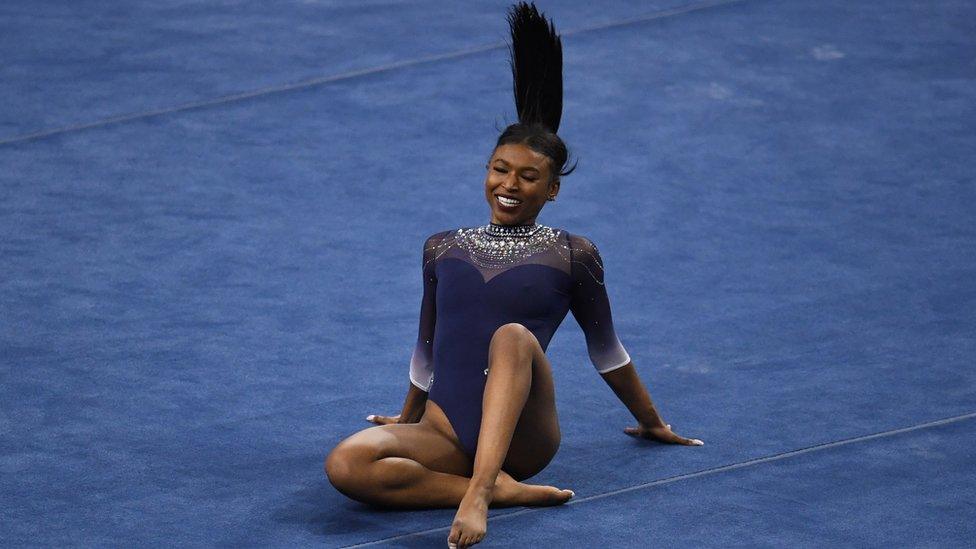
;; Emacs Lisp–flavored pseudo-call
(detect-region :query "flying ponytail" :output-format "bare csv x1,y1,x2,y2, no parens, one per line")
508,1,563,133
495,2,577,179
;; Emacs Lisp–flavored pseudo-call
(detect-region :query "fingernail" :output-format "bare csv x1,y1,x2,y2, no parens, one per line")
694,439,704,446
366,415,375,421
568,490,575,498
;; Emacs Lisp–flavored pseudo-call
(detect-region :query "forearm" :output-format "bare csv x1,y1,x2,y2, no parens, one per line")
600,362,667,428
398,382,429,423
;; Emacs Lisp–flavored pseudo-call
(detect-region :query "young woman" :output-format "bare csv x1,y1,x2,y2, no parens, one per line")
325,3,702,547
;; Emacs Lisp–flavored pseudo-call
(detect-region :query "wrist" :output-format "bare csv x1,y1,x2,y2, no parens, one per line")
399,405,425,424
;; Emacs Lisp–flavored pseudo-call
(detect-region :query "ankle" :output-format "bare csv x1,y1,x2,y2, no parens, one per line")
466,478,495,499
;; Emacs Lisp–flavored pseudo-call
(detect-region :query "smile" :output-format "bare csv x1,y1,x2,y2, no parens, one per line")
496,195,522,207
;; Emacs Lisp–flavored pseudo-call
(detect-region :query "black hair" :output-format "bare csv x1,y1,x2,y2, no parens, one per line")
494,123,577,181
495,2,577,182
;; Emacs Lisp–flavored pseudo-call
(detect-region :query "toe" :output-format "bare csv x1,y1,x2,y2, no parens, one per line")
448,525,461,547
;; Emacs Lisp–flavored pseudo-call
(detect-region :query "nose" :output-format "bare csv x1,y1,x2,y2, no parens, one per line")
502,171,519,191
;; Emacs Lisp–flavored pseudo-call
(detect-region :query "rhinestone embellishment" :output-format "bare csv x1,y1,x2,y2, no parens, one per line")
422,222,608,286
456,222,560,268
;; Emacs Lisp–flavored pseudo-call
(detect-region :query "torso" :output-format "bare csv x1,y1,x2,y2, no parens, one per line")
423,222,576,457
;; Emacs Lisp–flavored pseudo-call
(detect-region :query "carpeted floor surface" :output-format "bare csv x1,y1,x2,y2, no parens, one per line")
2,0,974,546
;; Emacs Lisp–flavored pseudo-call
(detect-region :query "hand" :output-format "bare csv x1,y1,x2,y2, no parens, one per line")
624,422,704,446
365,413,401,425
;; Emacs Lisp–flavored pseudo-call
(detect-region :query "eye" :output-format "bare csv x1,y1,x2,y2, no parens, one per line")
493,167,507,174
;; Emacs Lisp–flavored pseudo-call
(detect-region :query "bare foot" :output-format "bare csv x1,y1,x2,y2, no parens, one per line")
492,470,574,507
447,473,574,548
448,485,490,548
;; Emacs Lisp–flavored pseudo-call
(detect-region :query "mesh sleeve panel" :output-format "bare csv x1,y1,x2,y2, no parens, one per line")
568,233,632,373
408,231,447,390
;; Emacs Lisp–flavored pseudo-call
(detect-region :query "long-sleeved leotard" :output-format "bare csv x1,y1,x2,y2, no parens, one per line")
408,221,631,458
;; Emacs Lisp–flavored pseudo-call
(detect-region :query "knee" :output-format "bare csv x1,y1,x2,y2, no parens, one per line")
490,322,538,361
324,439,374,496
491,322,533,346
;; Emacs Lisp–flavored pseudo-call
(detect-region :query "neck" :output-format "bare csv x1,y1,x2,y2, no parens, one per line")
490,220,535,227
488,215,537,226
484,219,541,237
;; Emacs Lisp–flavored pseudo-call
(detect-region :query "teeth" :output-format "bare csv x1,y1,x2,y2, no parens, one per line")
497,195,521,206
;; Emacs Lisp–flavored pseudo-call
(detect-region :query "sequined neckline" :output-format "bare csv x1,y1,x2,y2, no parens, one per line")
450,222,558,269
484,221,542,238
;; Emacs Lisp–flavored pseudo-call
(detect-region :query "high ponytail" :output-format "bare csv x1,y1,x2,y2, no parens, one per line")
495,2,577,180
508,1,563,133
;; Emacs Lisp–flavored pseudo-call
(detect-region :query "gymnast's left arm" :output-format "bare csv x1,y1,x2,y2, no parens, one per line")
600,361,702,445
568,233,703,446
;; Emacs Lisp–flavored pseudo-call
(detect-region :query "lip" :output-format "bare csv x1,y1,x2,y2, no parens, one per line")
495,194,522,210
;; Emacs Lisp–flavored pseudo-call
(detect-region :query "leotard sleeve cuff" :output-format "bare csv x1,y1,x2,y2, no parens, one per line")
594,354,632,374
409,368,431,392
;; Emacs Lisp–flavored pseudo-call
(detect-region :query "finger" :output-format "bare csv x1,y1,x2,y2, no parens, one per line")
365,415,395,425
671,429,704,446
676,435,704,446
623,426,640,437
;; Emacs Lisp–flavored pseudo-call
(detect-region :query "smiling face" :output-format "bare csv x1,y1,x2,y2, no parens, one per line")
484,143,560,225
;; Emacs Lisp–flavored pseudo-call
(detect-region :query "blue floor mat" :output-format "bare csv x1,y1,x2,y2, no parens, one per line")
380,415,976,548
1,0,974,546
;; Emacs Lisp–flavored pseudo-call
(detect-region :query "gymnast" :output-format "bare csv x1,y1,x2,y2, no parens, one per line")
324,3,702,547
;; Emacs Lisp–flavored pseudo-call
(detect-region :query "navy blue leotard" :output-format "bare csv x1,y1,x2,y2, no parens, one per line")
408,221,631,458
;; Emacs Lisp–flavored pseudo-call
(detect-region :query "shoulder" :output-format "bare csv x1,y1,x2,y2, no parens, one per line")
562,231,610,285
422,229,461,260
563,230,601,256
424,229,457,246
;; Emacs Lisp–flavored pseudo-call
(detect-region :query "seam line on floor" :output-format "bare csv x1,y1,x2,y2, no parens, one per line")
0,0,745,147
339,410,976,547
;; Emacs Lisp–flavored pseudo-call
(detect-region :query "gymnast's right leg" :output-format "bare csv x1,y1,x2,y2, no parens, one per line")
324,401,570,509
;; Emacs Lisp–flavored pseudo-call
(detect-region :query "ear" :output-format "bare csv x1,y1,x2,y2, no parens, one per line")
548,177,561,199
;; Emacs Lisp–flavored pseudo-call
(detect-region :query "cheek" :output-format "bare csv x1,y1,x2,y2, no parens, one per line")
486,173,505,186
484,176,499,193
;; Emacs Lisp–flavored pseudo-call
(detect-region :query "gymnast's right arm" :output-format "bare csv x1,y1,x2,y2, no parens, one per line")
367,233,439,425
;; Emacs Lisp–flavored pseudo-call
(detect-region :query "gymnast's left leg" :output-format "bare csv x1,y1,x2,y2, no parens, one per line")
448,322,572,548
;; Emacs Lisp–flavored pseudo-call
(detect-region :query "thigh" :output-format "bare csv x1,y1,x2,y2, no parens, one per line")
503,337,560,480
335,412,473,477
